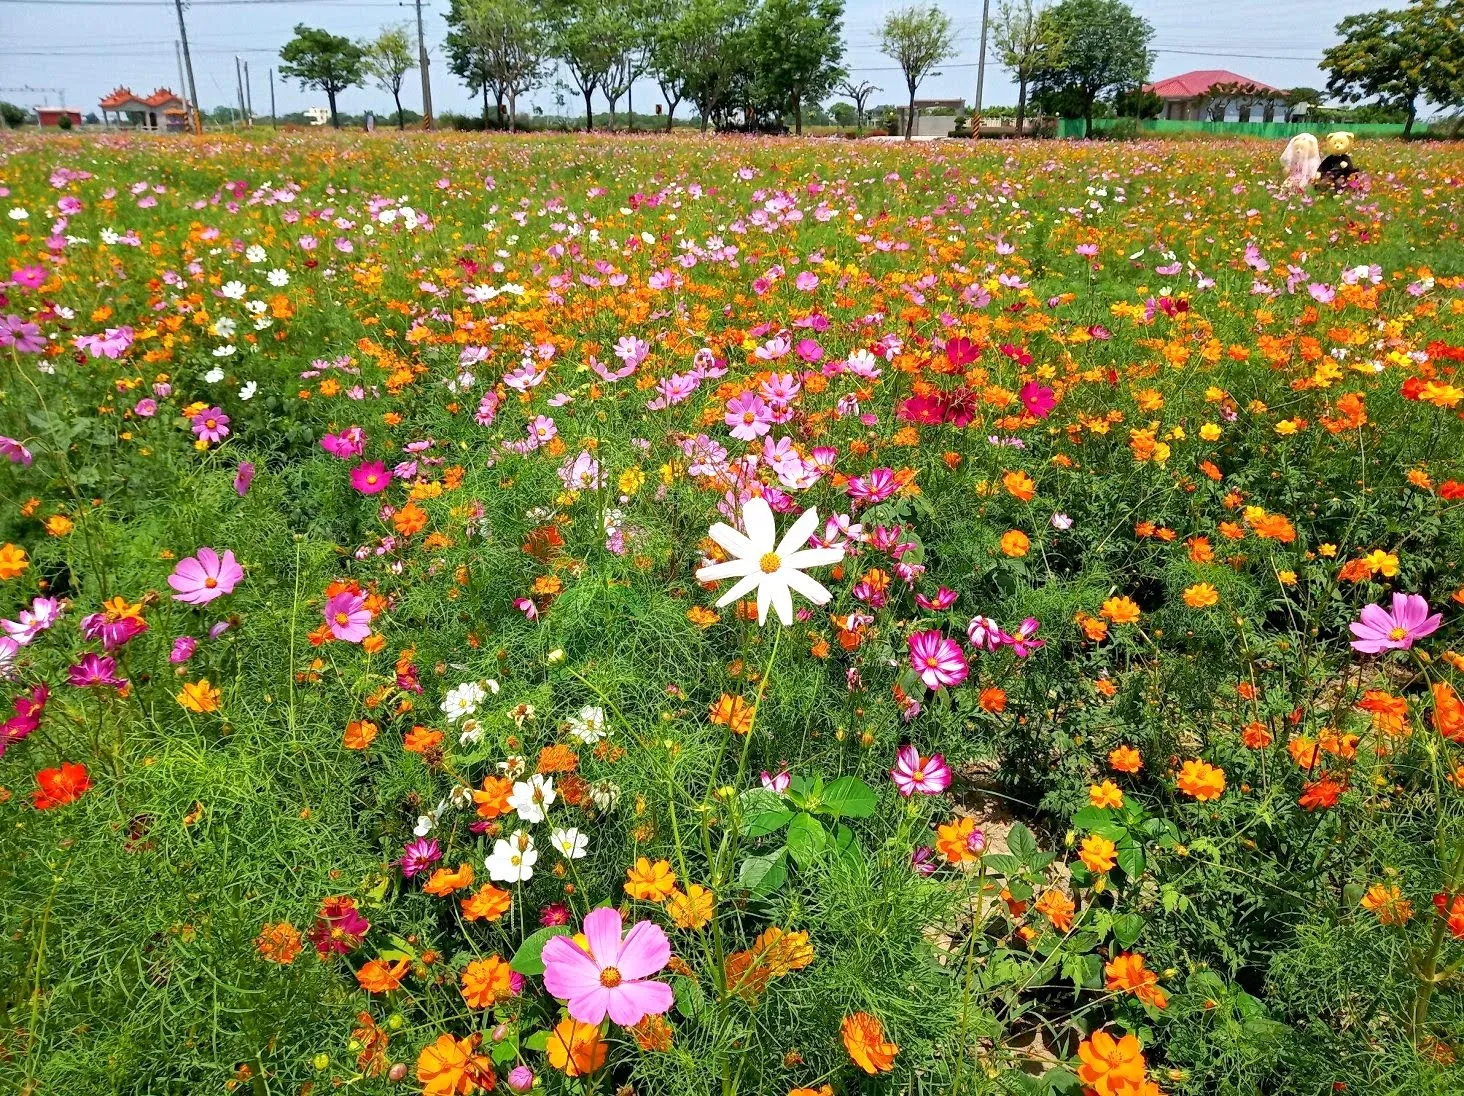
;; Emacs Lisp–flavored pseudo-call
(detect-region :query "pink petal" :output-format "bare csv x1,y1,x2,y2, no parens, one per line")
195,547,220,575
614,919,670,981
542,938,601,1000
581,906,624,967
566,985,612,1025
606,979,674,1026
1358,603,1394,632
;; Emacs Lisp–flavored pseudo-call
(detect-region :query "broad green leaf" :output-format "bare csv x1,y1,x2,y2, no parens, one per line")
741,808,795,838
739,850,788,897
1007,823,1039,863
509,925,571,976
820,776,878,818
785,812,828,869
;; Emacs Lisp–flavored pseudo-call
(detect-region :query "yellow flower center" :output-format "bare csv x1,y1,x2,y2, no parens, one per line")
205,418,217,429
1389,626,1407,641
599,966,622,988
335,611,349,625
912,768,925,782
366,474,378,485
759,552,781,574
204,576,218,588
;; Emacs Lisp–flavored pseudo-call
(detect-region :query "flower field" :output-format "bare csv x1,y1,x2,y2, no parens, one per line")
2,130,1464,1096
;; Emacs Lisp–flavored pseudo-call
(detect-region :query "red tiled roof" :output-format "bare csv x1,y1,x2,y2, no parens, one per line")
99,86,136,109
1143,70,1285,99
143,88,183,107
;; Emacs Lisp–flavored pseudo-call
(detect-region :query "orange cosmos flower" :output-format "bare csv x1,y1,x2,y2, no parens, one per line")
1089,780,1124,809
1104,952,1168,1009
841,1012,898,1074
709,693,754,734
1357,690,1408,736
343,719,379,749
0,543,28,580
625,857,677,902
422,863,475,896
1241,721,1273,748
1183,583,1219,608
416,1032,495,1095
357,957,409,994
393,501,428,536
1176,759,1226,801
1108,745,1142,774
666,883,715,929
1000,529,1030,557
1101,596,1141,625
404,725,444,753
460,955,513,1008
1034,888,1075,932
460,884,512,922
473,775,514,819
1360,883,1414,925
1002,469,1036,501
255,921,303,964
32,761,91,809
545,1017,607,1077
936,816,982,865
1433,682,1464,743
979,686,1007,713
176,678,222,713
1079,833,1118,874
1076,1029,1147,1096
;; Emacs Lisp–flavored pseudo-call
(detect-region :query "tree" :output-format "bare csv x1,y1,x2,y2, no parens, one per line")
749,0,846,135
362,24,416,129
837,77,880,132
878,5,957,139
549,0,621,130
1322,0,1464,136
445,0,500,126
279,24,365,129
1031,0,1153,137
650,0,751,131
464,0,550,132
0,101,28,128
992,0,1056,134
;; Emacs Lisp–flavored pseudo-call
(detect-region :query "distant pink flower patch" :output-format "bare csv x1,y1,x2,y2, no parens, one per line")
1349,593,1441,654
323,590,372,643
168,547,244,606
541,906,673,1027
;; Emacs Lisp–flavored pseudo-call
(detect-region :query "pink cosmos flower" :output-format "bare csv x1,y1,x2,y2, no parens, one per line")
350,460,390,494
847,467,897,506
323,590,372,643
401,837,441,878
0,436,33,465
168,547,244,605
68,652,126,689
915,586,959,611
190,407,230,443
0,683,48,758
1349,593,1442,654
890,744,952,796
0,315,45,354
80,612,147,651
1005,617,1045,658
724,391,773,441
1019,381,1056,419
234,461,255,496
170,636,198,663
760,769,791,793
541,906,674,1027
908,630,969,690
966,615,1003,652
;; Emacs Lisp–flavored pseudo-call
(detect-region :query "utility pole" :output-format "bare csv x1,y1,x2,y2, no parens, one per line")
173,0,202,133
244,61,254,124
175,40,187,115
414,0,433,129
269,68,277,129
235,57,248,126
973,0,991,139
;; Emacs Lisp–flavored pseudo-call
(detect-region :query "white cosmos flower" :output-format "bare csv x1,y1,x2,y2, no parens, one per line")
238,381,257,400
267,268,289,286
204,366,225,383
696,496,844,627
220,280,246,299
440,681,487,723
566,704,607,744
245,244,266,263
508,773,555,823
486,829,537,882
550,826,588,859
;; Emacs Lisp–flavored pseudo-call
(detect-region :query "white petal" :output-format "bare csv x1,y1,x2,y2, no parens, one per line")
782,547,844,570
776,506,821,556
697,559,757,582
771,578,794,626
714,571,763,608
783,568,833,606
742,497,776,552
756,574,775,625
707,521,757,560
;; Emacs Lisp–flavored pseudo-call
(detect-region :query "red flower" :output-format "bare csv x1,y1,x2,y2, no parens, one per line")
33,761,91,809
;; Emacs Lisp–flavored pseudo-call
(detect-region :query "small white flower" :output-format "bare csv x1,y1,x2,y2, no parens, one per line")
244,299,267,315
204,366,226,383
220,280,246,300
696,496,844,627
213,317,237,339
1050,513,1073,530
441,681,487,723
238,381,257,400
485,829,537,882
8,208,29,221
413,814,435,837
450,784,474,809
245,244,266,263
566,705,608,744
550,826,588,860
212,345,236,358
508,773,555,823
252,316,273,331
458,718,483,746
100,228,121,245
589,779,621,812
497,754,526,780
267,268,289,286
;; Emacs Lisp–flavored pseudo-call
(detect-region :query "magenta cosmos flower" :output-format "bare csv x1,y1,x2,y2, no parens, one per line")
909,630,969,690
323,590,372,643
190,406,230,443
350,460,390,494
1019,380,1056,419
541,906,674,1027
168,547,244,606
890,744,952,796
401,837,441,878
1349,593,1442,654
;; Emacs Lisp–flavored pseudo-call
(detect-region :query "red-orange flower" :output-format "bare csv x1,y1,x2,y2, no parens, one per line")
33,762,91,809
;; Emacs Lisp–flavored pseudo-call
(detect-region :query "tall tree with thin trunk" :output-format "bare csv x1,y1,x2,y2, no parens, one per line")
749,0,845,135
362,24,416,130
837,77,880,132
279,24,365,130
992,0,1054,134
878,4,958,140
1322,0,1464,137
550,0,619,131
1030,0,1152,137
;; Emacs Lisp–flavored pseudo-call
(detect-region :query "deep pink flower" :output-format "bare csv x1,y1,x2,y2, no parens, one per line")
67,652,126,689
1005,617,1045,658
915,586,959,611
168,547,244,605
1019,381,1056,418
234,461,255,496
1,683,48,758
401,837,441,878
1,314,45,353
1349,593,1442,654
966,615,1003,652
10,265,46,290
190,406,230,443
80,611,147,652
760,769,791,793
909,630,968,690
847,467,897,506
890,744,952,796
170,636,198,663
323,590,372,643
309,896,369,957
0,436,33,465
540,902,570,926
541,906,673,1027
349,460,390,494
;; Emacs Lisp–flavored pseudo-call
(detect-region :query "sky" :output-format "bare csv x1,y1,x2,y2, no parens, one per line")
0,0,1404,122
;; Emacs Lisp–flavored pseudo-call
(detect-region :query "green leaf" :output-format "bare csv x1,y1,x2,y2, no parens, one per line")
832,823,863,864
522,1030,550,1053
1112,912,1144,949
742,809,795,838
739,850,788,897
820,775,878,818
673,975,706,1020
1116,837,1145,879
981,853,1022,877
509,925,571,976
1007,823,1040,863
1070,806,1112,830
785,812,828,869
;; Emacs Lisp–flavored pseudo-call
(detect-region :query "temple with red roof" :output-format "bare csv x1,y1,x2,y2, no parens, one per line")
1143,70,1293,123
99,86,189,131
